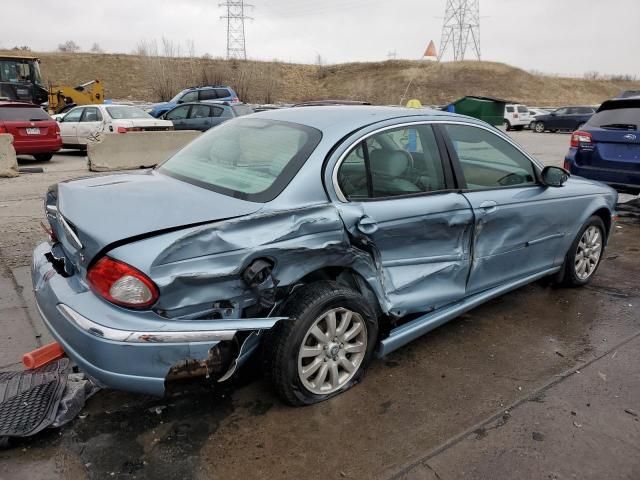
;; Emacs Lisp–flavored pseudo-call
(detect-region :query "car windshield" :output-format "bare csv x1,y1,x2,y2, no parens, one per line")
587,108,640,129
159,118,322,202
0,106,50,121
106,106,152,119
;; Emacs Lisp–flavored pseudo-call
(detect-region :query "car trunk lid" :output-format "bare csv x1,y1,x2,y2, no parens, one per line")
47,170,262,269
578,127,640,172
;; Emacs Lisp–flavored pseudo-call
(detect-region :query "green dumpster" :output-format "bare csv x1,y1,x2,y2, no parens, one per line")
445,96,508,127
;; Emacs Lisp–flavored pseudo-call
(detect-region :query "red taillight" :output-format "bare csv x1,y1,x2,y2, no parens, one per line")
54,123,60,135
571,131,592,148
563,159,571,172
87,257,159,309
116,126,143,133
0,123,6,134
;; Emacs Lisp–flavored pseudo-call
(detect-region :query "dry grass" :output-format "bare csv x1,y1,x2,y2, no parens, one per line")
6,50,639,106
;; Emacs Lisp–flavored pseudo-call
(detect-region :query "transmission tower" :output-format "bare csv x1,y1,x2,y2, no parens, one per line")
438,0,481,61
220,1,252,60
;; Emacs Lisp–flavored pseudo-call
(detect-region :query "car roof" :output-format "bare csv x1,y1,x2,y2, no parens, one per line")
598,98,640,112
252,105,459,130
0,100,41,107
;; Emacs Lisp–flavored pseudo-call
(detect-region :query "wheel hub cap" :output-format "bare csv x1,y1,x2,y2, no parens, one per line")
574,225,603,281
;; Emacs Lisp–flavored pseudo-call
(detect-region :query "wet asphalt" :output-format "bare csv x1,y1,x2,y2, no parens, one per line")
1,134,639,479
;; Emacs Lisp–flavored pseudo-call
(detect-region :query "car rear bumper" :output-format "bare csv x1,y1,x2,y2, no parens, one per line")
566,155,640,191
14,139,62,155
32,242,285,396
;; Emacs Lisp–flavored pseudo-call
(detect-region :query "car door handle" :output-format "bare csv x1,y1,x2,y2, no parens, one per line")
357,216,378,235
479,201,498,213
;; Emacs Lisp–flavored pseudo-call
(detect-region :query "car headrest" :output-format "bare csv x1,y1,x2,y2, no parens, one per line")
369,149,410,177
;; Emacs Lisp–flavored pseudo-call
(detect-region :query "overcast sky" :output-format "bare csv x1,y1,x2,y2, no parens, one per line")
3,0,639,76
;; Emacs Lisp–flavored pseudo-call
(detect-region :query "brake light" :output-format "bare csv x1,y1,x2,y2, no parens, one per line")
117,126,143,133
563,159,571,172
571,131,593,148
54,123,60,135
87,257,159,309
0,123,6,134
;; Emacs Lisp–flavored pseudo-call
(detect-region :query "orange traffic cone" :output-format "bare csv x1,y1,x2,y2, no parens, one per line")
22,342,66,369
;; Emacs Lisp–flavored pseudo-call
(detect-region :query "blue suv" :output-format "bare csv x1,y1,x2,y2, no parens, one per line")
148,85,239,118
564,98,640,194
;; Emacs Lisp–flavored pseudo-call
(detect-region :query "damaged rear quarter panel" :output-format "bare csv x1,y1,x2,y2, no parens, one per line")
108,204,387,314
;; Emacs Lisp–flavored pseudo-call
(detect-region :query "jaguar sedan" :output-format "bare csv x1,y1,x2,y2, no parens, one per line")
33,106,617,405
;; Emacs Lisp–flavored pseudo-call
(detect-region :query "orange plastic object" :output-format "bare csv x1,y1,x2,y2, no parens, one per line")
22,342,66,369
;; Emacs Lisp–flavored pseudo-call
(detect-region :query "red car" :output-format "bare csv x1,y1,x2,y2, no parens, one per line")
0,101,61,161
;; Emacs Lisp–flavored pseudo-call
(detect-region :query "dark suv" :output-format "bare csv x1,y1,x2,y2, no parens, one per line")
148,86,239,118
162,102,254,131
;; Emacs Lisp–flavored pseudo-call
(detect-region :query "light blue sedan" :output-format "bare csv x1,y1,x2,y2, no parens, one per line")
32,106,617,405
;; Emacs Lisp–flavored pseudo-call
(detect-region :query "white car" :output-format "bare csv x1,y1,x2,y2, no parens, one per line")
504,104,531,131
57,104,173,149
527,108,550,130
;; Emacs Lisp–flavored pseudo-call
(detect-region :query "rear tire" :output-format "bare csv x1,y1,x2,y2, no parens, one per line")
265,281,378,406
34,153,53,162
534,122,545,133
558,216,606,287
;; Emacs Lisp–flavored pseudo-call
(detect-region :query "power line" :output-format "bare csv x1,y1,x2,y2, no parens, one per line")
438,0,481,61
220,1,253,60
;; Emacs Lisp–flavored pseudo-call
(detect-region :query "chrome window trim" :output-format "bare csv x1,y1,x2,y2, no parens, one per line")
331,120,544,203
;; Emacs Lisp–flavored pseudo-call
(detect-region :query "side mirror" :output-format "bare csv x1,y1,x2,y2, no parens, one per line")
56,117,62,122
541,166,569,187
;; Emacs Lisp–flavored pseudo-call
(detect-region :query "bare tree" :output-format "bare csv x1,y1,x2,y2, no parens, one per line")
90,42,104,54
58,40,80,53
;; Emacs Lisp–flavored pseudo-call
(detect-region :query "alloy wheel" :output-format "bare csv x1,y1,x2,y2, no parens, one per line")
297,307,368,395
574,226,603,280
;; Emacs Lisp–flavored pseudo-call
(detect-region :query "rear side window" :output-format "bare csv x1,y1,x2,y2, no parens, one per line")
215,88,231,98
189,104,211,119
517,106,528,113
444,124,536,190
0,106,50,121
586,108,640,129
338,124,447,200
506,106,514,113
198,89,217,101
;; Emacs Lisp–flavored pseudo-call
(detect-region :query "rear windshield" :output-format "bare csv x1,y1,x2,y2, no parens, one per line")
158,118,322,202
106,106,152,120
0,106,50,121
586,108,640,129
232,105,254,116
517,106,528,113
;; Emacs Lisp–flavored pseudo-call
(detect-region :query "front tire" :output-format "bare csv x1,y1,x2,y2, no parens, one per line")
504,120,512,131
265,281,378,406
34,153,53,161
559,216,606,287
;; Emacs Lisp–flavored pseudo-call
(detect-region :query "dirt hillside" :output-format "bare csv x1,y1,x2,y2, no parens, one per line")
7,51,639,106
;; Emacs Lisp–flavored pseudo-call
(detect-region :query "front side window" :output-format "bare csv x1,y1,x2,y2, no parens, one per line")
517,106,528,113
555,108,568,115
62,108,83,122
444,124,537,190
337,124,447,200
181,91,198,103
159,118,322,202
165,105,190,121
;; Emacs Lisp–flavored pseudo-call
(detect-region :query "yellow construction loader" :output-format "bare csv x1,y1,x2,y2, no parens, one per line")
0,54,104,113
48,79,104,114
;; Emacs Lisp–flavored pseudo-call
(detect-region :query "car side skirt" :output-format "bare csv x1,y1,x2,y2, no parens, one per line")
378,266,561,357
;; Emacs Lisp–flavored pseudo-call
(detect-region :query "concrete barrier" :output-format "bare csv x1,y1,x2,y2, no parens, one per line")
87,131,201,172
0,134,19,178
